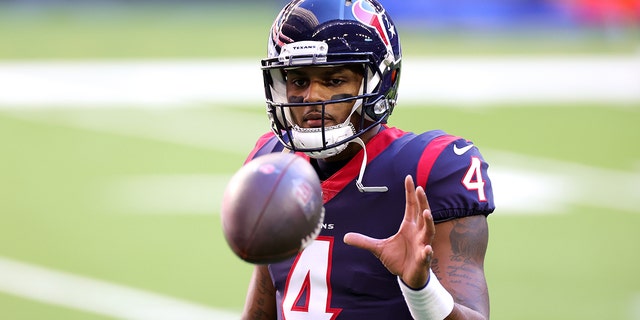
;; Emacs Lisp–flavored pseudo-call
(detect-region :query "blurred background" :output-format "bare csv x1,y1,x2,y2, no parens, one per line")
0,0,639,319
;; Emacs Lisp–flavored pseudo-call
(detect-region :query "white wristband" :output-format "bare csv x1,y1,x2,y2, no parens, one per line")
398,269,455,320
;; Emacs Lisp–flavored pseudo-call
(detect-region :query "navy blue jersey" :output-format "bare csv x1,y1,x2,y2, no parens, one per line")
245,126,495,320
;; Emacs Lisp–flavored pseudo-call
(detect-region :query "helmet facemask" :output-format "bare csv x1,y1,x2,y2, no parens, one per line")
263,47,394,159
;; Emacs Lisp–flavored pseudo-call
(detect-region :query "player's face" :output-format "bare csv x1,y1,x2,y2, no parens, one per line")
285,65,363,128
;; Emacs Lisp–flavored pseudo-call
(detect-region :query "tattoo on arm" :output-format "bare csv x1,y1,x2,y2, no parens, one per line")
436,216,490,315
244,266,276,320
251,274,273,319
448,218,487,287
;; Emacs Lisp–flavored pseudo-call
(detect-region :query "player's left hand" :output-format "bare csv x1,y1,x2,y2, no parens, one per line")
344,175,435,289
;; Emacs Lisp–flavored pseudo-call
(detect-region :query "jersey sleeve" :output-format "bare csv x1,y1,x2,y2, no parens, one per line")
244,132,283,164
419,137,495,222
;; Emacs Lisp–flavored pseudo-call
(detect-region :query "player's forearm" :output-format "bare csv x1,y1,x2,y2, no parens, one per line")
241,266,277,320
398,267,489,320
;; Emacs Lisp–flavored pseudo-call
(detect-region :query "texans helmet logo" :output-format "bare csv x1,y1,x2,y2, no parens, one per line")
352,0,391,46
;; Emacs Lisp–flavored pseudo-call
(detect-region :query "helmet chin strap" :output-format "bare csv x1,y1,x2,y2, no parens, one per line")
290,98,362,159
292,123,355,159
351,137,388,193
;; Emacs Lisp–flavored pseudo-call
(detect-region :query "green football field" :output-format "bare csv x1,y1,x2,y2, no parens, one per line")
1,4,639,320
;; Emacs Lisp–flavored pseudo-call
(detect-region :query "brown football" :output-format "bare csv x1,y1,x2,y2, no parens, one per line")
220,152,324,264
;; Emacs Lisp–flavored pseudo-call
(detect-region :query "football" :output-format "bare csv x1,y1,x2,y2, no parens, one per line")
220,152,324,264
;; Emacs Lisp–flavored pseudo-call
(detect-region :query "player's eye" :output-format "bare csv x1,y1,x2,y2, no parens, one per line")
326,78,345,86
290,78,308,87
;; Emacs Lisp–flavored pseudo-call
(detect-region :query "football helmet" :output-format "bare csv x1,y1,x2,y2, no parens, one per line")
262,0,402,159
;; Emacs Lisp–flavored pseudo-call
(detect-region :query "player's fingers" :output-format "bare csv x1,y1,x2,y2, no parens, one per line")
415,186,428,229
343,232,383,257
417,186,430,212
422,245,434,268
422,209,436,244
404,175,418,222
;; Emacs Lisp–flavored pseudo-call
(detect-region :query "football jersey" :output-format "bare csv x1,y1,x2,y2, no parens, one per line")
245,126,495,320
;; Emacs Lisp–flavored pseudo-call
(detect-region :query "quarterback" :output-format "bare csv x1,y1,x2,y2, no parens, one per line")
241,0,495,319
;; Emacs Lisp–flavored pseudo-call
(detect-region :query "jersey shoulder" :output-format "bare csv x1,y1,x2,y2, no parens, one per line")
413,131,495,221
244,132,285,163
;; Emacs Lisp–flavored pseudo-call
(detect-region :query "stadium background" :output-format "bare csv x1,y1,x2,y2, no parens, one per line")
0,0,639,319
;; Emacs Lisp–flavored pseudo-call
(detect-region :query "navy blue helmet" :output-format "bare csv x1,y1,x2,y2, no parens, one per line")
262,0,402,158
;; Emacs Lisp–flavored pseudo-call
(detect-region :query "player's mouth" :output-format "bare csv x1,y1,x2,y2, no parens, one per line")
303,112,334,128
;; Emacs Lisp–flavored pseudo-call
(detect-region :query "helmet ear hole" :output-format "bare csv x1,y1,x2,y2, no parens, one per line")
374,99,389,117
362,98,389,122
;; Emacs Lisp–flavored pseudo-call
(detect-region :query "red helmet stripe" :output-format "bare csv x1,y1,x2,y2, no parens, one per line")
352,0,390,46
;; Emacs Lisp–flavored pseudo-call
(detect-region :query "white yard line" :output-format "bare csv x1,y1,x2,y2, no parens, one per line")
0,56,638,108
0,60,261,107
487,150,640,214
98,150,639,216
102,174,232,215
1,108,267,154
400,55,640,105
0,257,240,320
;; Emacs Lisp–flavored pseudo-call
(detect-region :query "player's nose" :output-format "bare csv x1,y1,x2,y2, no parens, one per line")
303,80,326,103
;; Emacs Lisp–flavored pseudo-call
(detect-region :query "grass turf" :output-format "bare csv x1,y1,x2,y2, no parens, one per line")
0,3,638,319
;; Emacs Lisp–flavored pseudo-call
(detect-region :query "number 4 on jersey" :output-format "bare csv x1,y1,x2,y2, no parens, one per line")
282,237,342,320
462,157,487,202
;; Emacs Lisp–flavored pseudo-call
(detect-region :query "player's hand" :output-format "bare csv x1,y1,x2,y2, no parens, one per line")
343,175,435,289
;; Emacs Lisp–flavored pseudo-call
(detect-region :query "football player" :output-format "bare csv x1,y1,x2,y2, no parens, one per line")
242,0,495,319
